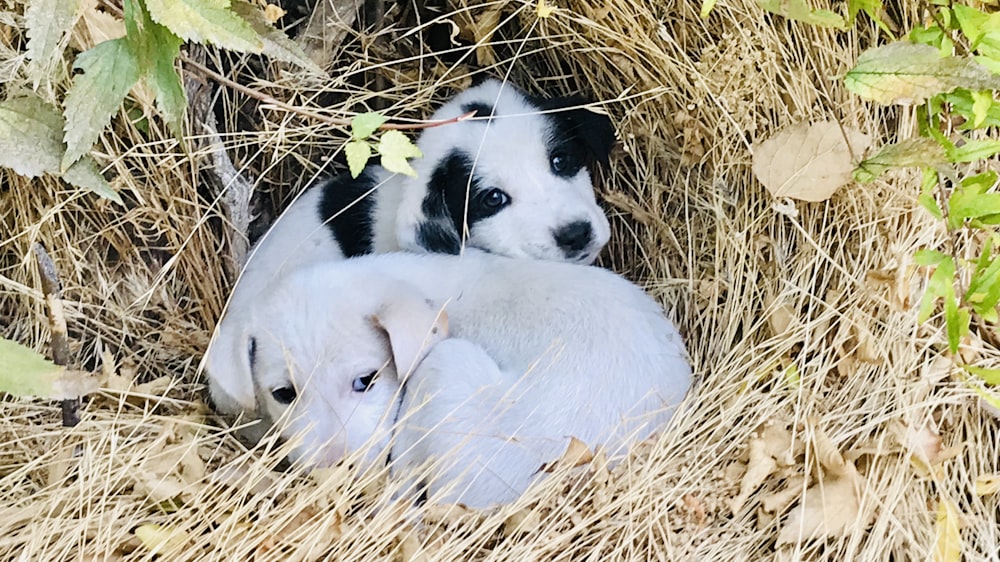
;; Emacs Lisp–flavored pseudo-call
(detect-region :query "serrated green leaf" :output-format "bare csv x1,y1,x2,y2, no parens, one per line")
63,156,121,204
377,130,422,177
351,112,388,141
25,0,80,88
230,0,323,73
0,96,119,203
62,37,141,171
344,140,371,179
758,0,846,29
144,0,261,52
845,42,1000,105
964,365,1000,385
948,189,1000,230
950,139,1000,163
0,96,67,178
919,254,954,323
852,137,947,183
124,0,186,140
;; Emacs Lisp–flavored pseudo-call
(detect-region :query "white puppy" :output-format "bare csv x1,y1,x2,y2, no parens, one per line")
232,79,615,305
206,251,691,507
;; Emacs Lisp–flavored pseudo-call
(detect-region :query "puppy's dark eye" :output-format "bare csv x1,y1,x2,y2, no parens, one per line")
271,386,296,404
352,371,378,392
550,152,580,176
481,188,510,209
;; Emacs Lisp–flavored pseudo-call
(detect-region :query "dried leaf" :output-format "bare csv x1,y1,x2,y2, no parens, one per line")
134,473,187,503
71,0,125,51
504,508,541,537
934,498,962,562
777,465,866,544
730,436,778,513
974,474,1000,496
761,475,807,513
540,436,595,473
752,121,871,202
134,524,192,555
230,0,322,73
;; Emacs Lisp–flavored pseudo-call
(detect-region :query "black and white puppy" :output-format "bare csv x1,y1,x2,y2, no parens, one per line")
235,79,615,305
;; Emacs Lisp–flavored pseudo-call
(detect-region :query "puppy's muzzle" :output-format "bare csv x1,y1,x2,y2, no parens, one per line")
553,220,595,258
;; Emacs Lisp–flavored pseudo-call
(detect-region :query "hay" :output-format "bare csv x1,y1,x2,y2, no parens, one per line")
2,0,999,559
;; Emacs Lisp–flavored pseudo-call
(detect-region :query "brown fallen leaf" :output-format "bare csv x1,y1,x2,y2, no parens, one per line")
540,436,595,473
730,435,778,514
504,508,542,537
134,524,192,556
752,121,871,202
776,464,866,544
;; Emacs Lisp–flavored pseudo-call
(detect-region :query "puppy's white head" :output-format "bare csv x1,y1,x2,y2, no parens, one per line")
396,79,615,264
205,266,448,468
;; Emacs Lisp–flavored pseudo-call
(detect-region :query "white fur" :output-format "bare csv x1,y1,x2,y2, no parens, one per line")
206,251,691,507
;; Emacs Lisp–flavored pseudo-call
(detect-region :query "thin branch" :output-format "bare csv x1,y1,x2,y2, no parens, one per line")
180,54,475,131
33,244,79,428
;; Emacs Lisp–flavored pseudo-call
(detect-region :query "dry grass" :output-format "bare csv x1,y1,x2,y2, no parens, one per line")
2,0,999,559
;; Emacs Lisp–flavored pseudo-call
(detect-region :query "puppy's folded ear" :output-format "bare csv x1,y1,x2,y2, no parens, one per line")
535,95,617,169
203,318,258,413
371,296,449,380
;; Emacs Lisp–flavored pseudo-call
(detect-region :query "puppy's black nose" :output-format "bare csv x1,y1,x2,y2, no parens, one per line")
554,221,593,255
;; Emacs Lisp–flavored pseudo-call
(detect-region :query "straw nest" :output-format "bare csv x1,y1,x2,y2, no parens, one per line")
2,0,998,559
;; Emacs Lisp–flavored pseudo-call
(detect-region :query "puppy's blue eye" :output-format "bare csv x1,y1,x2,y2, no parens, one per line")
482,188,510,209
271,386,297,404
352,371,378,392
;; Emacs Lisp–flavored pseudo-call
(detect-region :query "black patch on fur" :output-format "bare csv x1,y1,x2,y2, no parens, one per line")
528,95,615,177
416,150,509,254
316,168,379,257
461,102,495,120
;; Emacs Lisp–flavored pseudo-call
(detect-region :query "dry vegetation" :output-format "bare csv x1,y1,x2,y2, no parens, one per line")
2,0,999,559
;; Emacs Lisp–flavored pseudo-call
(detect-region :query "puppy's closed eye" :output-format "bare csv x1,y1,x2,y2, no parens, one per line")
352,371,379,392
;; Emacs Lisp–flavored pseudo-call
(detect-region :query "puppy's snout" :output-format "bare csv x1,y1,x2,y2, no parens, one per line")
553,221,594,256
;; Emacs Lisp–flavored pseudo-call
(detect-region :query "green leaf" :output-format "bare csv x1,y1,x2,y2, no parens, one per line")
852,137,947,183
377,130,423,177
952,4,988,44
946,304,971,354
949,139,1000,163
351,112,388,141
62,37,141,171
845,42,1000,105
0,337,99,399
847,0,892,36
0,96,120,203
344,140,371,179
758,0,846,29
944,90,1000,130
964,365,1000,385
63,156,121,204
971,91,993,128
914,248,949,267
909,25,954,56
25,0,81,88
124,0,186,140
230,0,323,73
947,175,1000,230
700,0,717,18
144,0,262,52
919,254,954,323
919,168,943,219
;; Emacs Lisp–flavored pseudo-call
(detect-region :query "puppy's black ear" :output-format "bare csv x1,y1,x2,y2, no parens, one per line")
534,95,616,170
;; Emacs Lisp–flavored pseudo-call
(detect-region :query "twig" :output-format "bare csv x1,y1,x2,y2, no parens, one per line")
180,54,475,131
32,244,79,428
